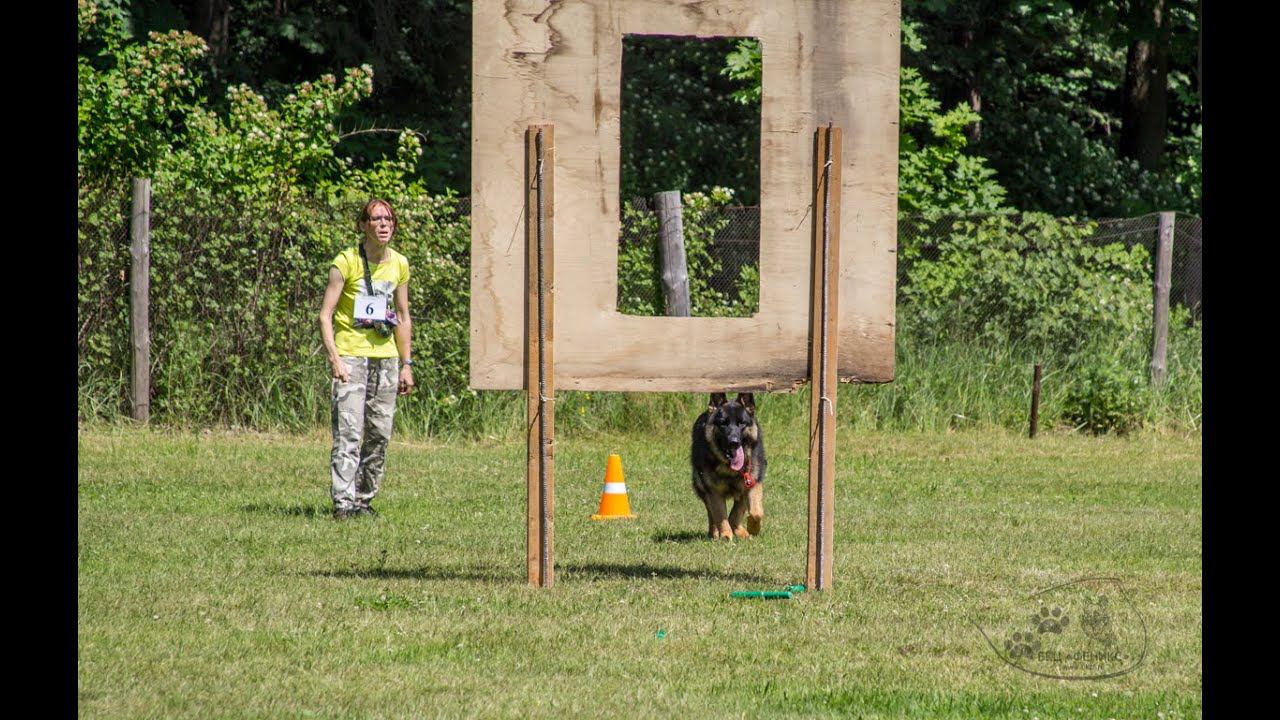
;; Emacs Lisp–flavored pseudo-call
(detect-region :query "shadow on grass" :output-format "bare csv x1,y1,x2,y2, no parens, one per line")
651,530,708,544
305,562,769,584
306,566,520,582
558,562,771,583
240,503,329,518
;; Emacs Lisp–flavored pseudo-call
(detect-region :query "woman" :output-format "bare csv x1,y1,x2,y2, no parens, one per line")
318,198,415,519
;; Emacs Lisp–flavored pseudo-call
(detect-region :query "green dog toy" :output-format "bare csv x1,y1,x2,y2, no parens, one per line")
730,583,806,600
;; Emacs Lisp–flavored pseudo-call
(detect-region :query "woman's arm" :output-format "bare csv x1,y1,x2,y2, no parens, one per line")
318,266,350,382
394,281,414,394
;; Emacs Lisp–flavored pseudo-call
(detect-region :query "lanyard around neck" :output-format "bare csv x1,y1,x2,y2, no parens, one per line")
358,244,380,294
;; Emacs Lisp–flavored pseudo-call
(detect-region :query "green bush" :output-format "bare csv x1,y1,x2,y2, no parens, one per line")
1061,362,1148,436
77,12,473,430
617,187,757,318
901,213,1152,355
76,1,1199,438
724,22,1009,216
77,0,207,179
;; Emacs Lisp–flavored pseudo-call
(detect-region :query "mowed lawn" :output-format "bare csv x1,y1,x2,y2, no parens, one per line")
78,423,1201,719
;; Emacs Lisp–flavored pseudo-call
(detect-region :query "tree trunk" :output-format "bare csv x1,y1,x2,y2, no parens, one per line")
372,0,403,87
1119,0,1172,170
967,85,982,144
1196,0,1202,106
191,0,231,58
961,24,981,144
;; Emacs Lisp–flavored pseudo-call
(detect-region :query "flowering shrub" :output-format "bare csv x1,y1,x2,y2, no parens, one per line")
77,0,469,427
77,0,207,179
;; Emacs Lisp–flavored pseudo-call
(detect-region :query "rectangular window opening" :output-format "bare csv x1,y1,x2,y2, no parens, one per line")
617,35,761,318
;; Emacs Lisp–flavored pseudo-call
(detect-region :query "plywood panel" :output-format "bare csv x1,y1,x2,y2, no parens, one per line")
470,0,900,392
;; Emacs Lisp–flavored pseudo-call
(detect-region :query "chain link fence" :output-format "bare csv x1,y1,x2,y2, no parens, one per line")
613,203,1202,323
633,203,1201,431
460,196,1202,327
79,186,1201,431
895,211,1202,317
614,201,1203,432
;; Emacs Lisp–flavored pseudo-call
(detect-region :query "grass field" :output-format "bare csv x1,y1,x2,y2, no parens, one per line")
78,423,1201,718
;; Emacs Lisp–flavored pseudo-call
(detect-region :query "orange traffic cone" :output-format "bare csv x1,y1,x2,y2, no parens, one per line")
590,454,636,520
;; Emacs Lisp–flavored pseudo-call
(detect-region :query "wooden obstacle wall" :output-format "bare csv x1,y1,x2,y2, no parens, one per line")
469,0,901,393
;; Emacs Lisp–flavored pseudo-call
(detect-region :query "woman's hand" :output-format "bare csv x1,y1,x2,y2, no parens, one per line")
330,357,350,383
398,365,415,395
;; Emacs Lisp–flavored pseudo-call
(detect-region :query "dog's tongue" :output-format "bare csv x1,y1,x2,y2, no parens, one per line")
729,446,745,471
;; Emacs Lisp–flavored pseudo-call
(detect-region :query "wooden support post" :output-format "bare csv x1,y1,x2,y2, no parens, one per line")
806,125,840,591
654,190,690,317
1029,363,1042,439
130,178,152,423
1150,211,1174,387
526,125,555,588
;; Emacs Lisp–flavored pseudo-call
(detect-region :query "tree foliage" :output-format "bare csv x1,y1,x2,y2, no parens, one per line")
78,0,471,427
902,0,1200,215
78,0,207,179
719,26,1008,215
621,36,761,205
896,21,1008,214
77,1,1201,434
617,188,756,318
901,214,1154,354
122,0,473,193
101,0,1200,217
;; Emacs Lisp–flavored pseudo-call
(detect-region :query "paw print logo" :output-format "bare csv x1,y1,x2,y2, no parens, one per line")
1032,605,1070,634
1080,595,1117,646
1004,631,1041,659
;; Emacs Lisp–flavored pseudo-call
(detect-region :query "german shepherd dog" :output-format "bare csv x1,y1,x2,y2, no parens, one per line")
691,393,766,540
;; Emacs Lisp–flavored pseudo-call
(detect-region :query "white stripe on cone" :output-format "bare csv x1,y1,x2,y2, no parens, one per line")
603,483,627,494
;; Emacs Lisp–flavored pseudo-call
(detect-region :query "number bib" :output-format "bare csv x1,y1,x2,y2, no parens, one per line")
354,294,387,323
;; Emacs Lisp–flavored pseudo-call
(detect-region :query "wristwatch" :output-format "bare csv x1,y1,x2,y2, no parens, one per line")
402,359,414,367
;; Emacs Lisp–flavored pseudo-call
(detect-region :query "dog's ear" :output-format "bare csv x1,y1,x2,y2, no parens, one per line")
709,392,728,411
737,392,756,414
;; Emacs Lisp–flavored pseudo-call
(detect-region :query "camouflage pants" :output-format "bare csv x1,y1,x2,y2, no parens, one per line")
330,356,400,511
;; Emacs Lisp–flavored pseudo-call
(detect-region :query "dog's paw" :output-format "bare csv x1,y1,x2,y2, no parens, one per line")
733,526,750,539
746,516,762,536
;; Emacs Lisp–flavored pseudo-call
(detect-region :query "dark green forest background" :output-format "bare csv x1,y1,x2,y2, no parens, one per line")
96,0,1200,217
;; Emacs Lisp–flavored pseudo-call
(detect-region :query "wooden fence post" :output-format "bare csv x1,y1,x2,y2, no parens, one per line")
806,124,841,591
130,178,151,423
526,126,555,588
1029,363,1042,438
654,190,690,317
1150,211,1174,387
